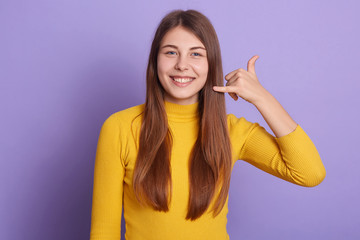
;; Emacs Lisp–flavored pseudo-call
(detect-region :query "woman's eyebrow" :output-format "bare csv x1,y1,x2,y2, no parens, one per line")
161,44,206,50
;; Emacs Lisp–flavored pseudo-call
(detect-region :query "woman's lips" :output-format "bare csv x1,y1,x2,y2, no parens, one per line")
170,76,195,87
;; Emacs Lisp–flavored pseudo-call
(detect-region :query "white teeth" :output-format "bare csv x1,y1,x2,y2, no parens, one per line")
172,78,194,83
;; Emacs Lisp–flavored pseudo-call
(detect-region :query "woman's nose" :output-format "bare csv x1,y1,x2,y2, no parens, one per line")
175,56,189,71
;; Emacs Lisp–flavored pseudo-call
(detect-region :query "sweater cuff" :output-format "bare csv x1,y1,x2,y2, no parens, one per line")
274,124,301,141
274,124,317,163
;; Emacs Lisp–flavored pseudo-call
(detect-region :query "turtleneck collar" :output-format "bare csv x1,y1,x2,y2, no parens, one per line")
164,100,199,122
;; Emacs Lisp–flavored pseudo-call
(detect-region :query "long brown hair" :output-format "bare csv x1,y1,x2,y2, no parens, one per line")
132,9,232,221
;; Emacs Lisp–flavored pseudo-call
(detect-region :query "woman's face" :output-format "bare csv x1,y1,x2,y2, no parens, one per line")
157,26,208,105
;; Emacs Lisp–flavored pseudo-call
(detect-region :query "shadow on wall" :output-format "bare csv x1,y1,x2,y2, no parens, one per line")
16,58,142,240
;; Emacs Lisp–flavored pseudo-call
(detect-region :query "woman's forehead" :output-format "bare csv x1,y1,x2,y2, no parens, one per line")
160,26,206,49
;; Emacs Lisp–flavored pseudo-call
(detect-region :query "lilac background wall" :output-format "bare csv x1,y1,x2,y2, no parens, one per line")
1,0,359,239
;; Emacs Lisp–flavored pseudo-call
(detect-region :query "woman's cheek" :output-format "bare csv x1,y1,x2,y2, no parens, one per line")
192,61,208,75
157,56,173,73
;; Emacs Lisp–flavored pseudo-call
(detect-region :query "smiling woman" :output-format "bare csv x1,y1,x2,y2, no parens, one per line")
89,9,326,240
157,26,209,105
133,9,232,223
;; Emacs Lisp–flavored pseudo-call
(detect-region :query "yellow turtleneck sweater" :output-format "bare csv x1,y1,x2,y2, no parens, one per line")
89,101,326,240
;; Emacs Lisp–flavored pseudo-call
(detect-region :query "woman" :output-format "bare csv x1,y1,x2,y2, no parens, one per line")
90,9,326,240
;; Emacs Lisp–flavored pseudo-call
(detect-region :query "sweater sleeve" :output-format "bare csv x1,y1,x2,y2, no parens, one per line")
230,115,326,187
90,114,125,240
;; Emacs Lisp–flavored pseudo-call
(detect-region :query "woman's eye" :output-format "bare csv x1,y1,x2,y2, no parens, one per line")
192,52,201,56
166,51,176,55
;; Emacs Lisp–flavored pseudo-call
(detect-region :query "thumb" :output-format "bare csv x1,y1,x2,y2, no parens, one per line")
247,55,259,74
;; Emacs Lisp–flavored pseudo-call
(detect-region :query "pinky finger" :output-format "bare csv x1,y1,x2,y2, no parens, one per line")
212,85,237,93
213,86,239,101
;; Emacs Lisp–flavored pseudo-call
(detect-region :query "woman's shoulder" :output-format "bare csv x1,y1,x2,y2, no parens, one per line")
112,103,144,119
226,113,260,137
103,103,144,129
227,113,253,127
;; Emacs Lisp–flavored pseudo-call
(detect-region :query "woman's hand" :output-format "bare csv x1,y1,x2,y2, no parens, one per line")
214,55,298,137
213,55,268,105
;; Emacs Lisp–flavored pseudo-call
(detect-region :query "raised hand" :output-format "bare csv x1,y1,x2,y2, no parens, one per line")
213,55,298,137
213,55,268,105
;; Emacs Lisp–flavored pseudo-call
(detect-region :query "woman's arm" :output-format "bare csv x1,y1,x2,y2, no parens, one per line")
228,114,326,187
213,55,297,137
216,56,326,186
90,114,124,240
253,89,298,138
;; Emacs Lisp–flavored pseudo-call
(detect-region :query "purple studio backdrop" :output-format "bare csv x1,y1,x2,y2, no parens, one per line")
1,0,359,239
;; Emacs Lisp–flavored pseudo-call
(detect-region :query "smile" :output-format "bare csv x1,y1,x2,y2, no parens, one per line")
170,77,195,83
